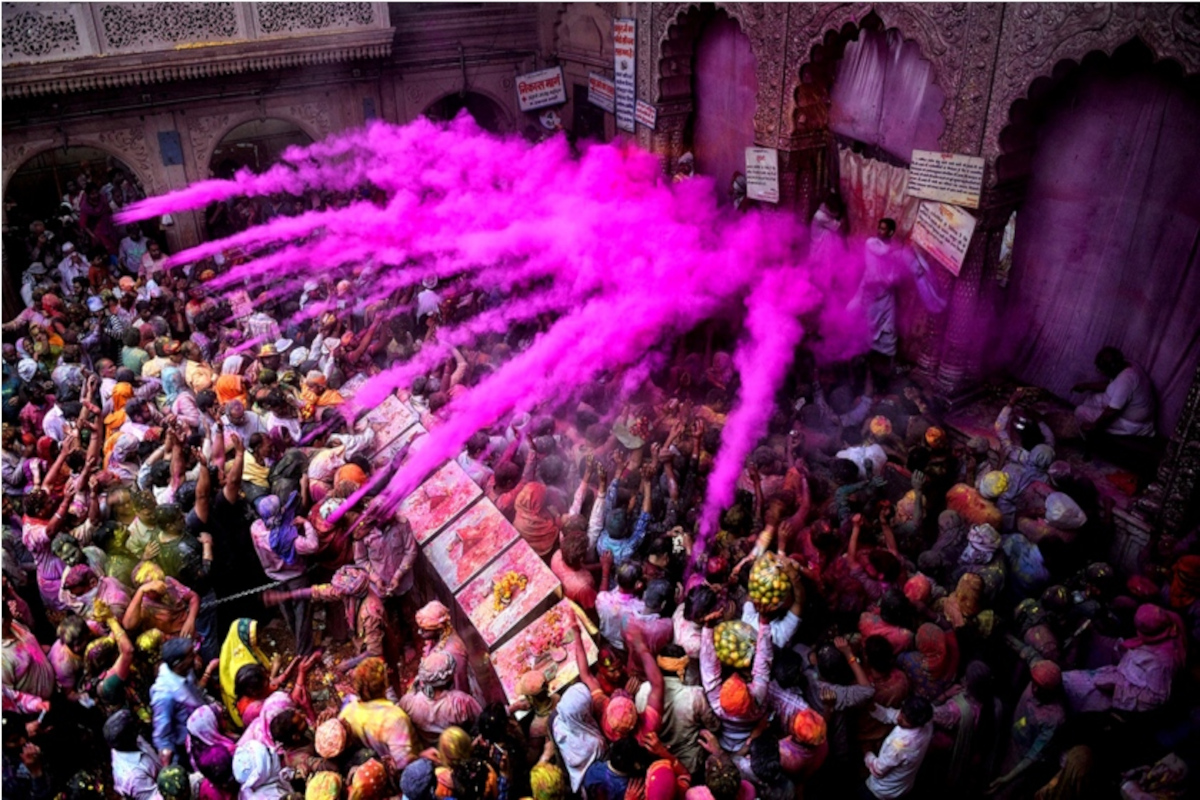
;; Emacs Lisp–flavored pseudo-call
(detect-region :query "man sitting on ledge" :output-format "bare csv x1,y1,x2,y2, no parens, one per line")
1072,346,1156,440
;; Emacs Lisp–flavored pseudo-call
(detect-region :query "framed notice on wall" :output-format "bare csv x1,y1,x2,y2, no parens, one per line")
906,150,986,208
745,147,779,203
613,18,636,133
516,67,567,112
912,201,977,276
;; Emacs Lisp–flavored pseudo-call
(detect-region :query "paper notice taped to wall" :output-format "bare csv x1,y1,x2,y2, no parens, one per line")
907,150,985,208
912,200,977,276
745,147,779,204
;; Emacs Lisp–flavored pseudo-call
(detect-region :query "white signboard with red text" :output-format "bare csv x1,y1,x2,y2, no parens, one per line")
912,201,977,276
635,100,657,130
588,73,615,114
614,18,636,133
516,67,567,112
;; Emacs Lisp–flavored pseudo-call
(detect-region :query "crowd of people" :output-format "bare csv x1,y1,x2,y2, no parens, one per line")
2,160,1198,800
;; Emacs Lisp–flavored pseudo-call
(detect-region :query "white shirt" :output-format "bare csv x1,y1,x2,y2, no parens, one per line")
57,254,87,296
42,405,67,443
835,443,888,480
1103,365,1155,436
741,601,800,650
864,707,933,799
416,288,442,319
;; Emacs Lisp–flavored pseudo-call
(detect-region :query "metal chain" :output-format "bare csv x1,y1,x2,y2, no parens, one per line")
200,580,285,609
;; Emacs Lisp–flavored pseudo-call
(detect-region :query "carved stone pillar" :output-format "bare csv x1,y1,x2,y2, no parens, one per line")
1136,362,1200,535
933,190,1016,398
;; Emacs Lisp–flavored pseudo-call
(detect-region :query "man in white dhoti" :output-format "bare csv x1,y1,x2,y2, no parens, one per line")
850,217,946,388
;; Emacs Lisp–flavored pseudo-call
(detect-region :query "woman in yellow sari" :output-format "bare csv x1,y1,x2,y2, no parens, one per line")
218,618,271,727
102,382,134,464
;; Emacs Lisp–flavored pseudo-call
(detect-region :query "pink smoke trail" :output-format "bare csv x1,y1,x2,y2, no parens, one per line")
120,114,880,557
691,264,820,571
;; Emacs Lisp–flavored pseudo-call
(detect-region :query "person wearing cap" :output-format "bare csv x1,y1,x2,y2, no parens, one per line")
57,241,89,299
149,636,217,766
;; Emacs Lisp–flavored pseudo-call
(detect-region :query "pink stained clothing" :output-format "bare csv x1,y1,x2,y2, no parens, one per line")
595,589,645,651
21,516,66,613
628,612,674,656
671,605,704,659
426,633,472,695
249,518,320,582
858,612,916,656
353,520,417,599
48,639,84,692
685,781,756,800
551,550,598,610
1063,639,1184,714
137,577,196,636
239,691,294,751
338,697,418,769
2,620,56,713
397,689,483,740
60,572,131,620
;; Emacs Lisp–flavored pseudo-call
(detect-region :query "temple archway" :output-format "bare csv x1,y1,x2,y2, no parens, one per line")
209,118,315,178
423,91,511,134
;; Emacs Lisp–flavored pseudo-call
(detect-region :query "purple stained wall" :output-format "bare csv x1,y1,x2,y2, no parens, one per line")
997,63,1200,432
693,13,757,205
829,29,945,162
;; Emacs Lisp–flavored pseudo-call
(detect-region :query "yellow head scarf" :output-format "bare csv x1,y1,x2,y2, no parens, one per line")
219,618,270,728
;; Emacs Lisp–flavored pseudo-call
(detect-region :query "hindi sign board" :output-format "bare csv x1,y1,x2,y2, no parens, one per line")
516,67,566,112
635,99,657,130
613,18,636,133
588,73,615,114
745,147,779,204
907,150,986,209
912,201,977,277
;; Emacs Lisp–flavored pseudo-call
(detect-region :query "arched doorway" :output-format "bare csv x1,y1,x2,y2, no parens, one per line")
3,146,146,226
994,40,1200,438
692,11,757,206
209,118,314,178
2,146,147,320
424,92,509,134
796,14,946,238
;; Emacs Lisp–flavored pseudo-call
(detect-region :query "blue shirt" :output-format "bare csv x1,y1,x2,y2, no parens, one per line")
149,664,209,757
583,762,630,800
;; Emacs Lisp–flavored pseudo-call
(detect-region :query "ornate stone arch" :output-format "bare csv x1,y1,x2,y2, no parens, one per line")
650,3,790,174
985,5,1200,179
993,37,1200,184
554,2,613,66
1,127,158,200
187,106,331,179
783,4,968,148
